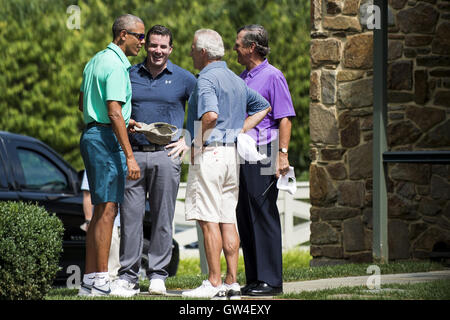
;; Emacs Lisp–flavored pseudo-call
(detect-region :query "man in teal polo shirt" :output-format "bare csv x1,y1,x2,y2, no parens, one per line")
78,14,144,296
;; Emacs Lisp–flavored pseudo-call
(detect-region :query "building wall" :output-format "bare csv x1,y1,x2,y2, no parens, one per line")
309,0,450,266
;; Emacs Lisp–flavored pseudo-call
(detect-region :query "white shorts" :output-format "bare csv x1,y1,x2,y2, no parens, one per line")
185,146,239,224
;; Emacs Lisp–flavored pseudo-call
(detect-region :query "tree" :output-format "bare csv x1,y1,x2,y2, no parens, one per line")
0,0,310,178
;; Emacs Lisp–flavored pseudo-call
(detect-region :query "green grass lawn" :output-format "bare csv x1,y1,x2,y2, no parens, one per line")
45,248,449,300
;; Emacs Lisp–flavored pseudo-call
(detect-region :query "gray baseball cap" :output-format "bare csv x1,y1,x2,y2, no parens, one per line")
134,122,178,145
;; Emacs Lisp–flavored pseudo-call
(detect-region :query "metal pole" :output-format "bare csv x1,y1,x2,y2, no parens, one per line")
372,0,389,263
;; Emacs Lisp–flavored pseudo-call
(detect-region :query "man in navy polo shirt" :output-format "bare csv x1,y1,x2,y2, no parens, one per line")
111,25,196,297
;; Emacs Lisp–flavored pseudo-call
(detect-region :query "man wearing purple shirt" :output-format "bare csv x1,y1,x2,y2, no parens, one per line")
234,24,296,296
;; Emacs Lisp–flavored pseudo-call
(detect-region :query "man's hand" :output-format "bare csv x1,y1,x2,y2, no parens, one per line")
242,106,271,133
128,119,142,134
126,157,140,180
276,152,290,179
188,111,217,165
167,136,189,160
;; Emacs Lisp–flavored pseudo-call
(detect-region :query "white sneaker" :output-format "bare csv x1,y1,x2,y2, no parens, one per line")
211,285,227,300
224,282,241,300
148,278,167,295
110,278,140,297
182,280,225,299
78,282,92,296
90,281,111,297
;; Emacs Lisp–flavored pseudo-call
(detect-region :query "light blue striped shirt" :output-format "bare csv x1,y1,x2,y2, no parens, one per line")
187,61,270,145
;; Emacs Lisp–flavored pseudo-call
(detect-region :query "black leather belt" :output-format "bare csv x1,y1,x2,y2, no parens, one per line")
86,121,112,129
132,144,166,152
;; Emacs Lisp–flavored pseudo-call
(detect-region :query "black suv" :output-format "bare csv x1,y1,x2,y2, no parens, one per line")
0,131,179,283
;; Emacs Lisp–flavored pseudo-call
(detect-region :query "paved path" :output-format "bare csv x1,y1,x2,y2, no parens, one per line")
282,270,450,293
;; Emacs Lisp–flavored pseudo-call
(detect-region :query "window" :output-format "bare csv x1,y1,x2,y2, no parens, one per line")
17,148,68,192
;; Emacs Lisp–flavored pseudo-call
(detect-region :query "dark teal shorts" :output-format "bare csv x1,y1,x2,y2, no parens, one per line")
80,126,127,205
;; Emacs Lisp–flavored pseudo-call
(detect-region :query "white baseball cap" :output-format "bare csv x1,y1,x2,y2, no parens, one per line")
237,133,267,162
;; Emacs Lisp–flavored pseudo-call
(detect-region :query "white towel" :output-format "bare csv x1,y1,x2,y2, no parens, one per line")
277,166,297,195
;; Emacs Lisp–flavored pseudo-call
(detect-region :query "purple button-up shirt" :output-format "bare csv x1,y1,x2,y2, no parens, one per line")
240,59,296,145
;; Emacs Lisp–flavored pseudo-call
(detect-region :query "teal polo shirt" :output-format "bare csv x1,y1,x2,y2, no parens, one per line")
80,42,132,126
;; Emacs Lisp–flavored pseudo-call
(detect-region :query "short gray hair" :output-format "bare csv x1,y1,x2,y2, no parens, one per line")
112,14,144,39
237,24,270,58
194,29,225,60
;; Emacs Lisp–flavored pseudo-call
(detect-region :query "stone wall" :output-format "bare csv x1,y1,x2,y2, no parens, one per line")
309,0,450,266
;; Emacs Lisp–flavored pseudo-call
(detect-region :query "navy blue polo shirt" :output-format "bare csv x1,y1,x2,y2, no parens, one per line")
129,59,197,146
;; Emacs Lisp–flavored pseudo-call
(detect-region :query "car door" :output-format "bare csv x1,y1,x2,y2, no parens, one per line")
8,140,71,198
5,139,85,240
4,137,87,282
0,139,18,201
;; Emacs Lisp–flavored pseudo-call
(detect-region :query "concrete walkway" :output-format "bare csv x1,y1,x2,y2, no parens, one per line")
282,269,450,294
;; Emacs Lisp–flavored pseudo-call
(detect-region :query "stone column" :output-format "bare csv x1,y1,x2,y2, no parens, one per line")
309,0,450,266
310,0,373,266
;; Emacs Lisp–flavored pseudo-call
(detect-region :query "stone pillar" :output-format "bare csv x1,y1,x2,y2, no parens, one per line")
309,0,450,266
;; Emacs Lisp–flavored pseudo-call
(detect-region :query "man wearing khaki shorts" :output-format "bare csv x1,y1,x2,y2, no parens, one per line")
182,29,271,299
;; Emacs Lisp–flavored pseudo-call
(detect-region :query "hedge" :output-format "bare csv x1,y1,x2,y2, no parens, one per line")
0,201,64,300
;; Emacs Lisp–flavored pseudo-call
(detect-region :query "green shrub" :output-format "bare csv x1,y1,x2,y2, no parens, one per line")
0,201,64,300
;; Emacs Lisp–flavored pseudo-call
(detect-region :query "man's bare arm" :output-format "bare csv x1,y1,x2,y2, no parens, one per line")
276,117,292,177
241,106,272,133
107,100,140,180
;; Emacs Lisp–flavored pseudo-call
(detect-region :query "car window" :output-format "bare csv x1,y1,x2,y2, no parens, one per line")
17,148,68,192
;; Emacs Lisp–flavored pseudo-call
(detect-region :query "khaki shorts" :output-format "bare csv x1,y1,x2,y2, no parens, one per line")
185,146,239,224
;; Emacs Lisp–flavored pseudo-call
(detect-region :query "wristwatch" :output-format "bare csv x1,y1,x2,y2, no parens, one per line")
279,148,288,154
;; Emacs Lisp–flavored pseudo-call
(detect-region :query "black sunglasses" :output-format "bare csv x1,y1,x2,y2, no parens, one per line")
125,30,145,41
